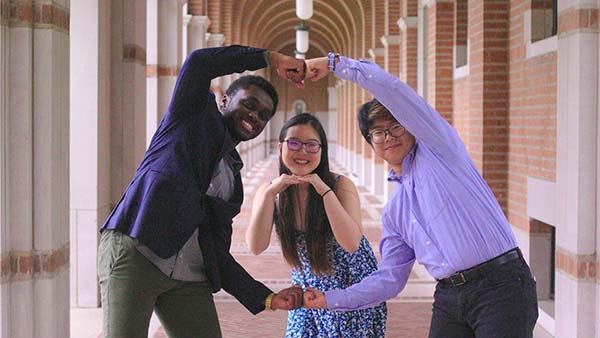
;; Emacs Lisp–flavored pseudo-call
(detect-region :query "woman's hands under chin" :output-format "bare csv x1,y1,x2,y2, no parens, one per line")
294,174,330,196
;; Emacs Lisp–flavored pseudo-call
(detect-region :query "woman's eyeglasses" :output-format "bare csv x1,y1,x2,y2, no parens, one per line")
283,139,322,153
368,124,406,144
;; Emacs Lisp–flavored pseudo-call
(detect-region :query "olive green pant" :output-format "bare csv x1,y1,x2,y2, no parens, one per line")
98,230,222,338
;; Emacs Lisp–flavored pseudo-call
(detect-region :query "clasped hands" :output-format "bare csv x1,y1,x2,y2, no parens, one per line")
269,285,327,310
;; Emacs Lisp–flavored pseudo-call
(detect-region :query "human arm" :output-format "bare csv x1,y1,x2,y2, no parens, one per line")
210,210,302,313
305,56,465,159
304,217,416,310
169,46,305,119
295,174,363,253
246,175,302,255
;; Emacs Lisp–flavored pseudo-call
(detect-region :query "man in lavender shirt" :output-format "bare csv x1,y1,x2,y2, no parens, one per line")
301,54,538,337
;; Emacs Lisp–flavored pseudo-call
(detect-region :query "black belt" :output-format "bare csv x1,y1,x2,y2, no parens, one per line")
439,248,521,287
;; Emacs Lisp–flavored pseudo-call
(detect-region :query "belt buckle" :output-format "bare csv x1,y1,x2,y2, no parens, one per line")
450,272,467,286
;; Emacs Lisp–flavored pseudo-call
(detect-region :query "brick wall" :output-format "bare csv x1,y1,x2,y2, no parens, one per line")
507,0,557,230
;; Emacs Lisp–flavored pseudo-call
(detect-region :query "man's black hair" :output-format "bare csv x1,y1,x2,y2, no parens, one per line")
226,75,279,115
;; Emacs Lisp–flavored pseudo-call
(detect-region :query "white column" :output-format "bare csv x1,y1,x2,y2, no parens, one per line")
207,33,226,99
187,16,210,53
110,0,147,207
555,1,599,337
1,1,70,337
327,86,339,160
70,0,112,308
156,0,179,128
147,0,159,146
0,11,7,337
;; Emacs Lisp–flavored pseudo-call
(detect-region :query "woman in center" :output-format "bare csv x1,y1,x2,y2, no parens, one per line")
247,113,387,337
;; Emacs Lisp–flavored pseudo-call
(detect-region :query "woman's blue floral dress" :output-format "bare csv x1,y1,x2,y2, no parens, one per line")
285,233,387,337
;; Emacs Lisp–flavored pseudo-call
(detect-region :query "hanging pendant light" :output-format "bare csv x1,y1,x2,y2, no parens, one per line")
296,0,313,20
296,20,309,54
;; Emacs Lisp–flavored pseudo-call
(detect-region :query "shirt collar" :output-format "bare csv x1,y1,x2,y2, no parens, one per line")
387,142,418,182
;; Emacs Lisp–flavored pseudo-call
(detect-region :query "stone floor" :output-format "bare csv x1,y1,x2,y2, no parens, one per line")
71,156,552,338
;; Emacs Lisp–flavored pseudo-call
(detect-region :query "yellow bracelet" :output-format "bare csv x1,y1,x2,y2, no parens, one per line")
264,293,275,311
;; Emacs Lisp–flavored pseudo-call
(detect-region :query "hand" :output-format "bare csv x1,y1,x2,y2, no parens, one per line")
269,52,306,88
271,285,304,310
294,174,330,196
265,174,302,196
303,287,327,309
305,57,329,82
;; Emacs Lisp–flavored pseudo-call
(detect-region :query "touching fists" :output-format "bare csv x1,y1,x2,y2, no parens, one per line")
269,52,306,88
270,285,304,310
305,57,329,82
303,287,327,309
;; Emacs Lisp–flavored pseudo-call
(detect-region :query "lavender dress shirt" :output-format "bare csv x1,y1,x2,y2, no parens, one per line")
325,57,518,311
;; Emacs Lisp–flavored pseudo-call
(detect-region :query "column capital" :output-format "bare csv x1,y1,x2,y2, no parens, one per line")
183,14,192,27
381,35,401,47
189,15,210,28
206,33,225,47
368,48,385,58
398,16,418,31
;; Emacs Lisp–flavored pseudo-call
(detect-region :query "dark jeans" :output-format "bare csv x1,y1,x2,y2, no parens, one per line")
429,254,538,338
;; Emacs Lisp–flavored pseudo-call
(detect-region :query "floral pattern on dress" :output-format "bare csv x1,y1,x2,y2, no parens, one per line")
285,234,387,338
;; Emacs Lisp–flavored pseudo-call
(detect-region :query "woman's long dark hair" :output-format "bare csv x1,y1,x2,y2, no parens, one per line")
276,113,337,275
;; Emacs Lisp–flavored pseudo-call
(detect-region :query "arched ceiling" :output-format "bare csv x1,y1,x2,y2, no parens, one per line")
188,0,370,58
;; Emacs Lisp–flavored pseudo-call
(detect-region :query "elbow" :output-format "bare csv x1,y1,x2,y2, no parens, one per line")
246,242,266,256
249,247,265,256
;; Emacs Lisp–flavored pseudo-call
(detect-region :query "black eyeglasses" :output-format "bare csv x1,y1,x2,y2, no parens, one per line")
368,124,406,144
283,139,322,153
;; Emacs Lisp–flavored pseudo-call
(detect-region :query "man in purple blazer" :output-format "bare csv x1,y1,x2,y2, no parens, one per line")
99,46,305,338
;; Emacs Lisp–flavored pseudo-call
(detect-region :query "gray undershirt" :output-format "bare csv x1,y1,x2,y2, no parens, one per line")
136,155,237,281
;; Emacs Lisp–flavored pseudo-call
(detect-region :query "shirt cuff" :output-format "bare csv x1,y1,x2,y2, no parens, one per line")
325,289,348,310
333,56,352,79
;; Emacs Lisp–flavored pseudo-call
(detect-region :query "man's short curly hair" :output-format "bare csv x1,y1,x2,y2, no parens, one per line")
226,75,279,116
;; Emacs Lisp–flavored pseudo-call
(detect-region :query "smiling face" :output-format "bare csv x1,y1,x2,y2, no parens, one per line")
279,124,322,176
223,85,275,141
369,117,416,173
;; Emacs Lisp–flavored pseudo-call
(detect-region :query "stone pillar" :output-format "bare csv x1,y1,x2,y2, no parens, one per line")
327,86,338,159
157,0,178,128
206,33,225,97
111,0,147,200
360,88,373,189
1,1,70,337
368,48,386,198
147,0,159,146
187,15,210,53
555,2,599,337
70,0,112,309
